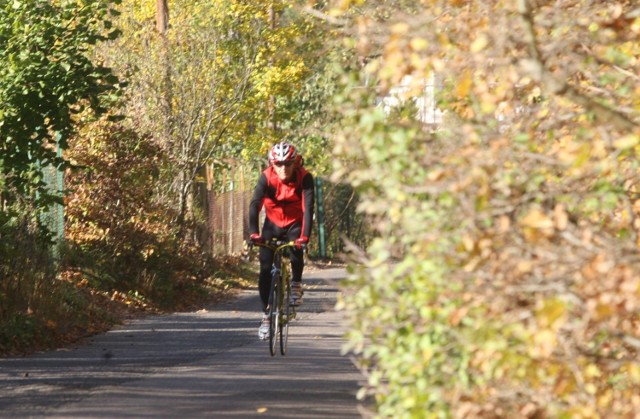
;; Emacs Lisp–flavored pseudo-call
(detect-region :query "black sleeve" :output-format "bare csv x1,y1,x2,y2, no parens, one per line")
249,174,268,235
301,173,315,238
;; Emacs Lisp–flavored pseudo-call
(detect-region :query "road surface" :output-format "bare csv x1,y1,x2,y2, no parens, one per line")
0,268,368,418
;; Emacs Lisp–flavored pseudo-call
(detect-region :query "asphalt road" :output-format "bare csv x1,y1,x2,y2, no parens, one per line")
0,268,368,418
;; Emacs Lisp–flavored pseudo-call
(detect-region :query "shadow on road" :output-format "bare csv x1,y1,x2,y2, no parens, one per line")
0,268,369,418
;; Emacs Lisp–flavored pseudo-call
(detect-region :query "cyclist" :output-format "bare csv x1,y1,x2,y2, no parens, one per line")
248,142,315,340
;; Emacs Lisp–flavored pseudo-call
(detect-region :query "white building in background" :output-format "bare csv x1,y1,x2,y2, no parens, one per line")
379,74,445,125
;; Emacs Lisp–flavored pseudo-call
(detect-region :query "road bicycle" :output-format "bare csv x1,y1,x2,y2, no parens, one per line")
249,238,301,356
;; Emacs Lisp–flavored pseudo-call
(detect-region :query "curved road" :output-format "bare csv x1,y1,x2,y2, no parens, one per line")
0,268,367,418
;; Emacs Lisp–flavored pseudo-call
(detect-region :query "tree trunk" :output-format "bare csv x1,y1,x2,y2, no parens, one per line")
156,0,169,34
156,0,172,144
269,4,277,131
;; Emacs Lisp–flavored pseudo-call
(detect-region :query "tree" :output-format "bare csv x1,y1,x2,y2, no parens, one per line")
0,0,121,210
0,0,122,355
103,1,277,234
156,0,168,34
103,1,333,237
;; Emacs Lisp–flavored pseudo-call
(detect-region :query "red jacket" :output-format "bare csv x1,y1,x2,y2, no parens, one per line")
249,166,314,237
263,166,308,226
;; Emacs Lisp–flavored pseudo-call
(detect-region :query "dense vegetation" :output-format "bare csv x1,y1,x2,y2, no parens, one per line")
0,0,123,353
330,0,640,417
2,0,639,417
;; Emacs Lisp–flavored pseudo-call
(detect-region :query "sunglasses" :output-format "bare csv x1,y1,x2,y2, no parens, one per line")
274,161,294,167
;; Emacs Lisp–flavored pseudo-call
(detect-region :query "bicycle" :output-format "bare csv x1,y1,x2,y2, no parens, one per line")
248,238,302,356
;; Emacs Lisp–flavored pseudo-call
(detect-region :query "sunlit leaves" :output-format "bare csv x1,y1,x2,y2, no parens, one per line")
0,0,121,207
252,58,309,101
66,117,173,292
330,0,640,416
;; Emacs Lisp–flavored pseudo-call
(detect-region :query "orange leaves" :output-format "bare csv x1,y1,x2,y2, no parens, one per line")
581,253,615,281
455,69,473,99
518,204,568,242
377,23,429,90
448,306,469,326
582,256,640,326
554,203,569,230
447,0,469,7
519,207,555,240
600,7,637,39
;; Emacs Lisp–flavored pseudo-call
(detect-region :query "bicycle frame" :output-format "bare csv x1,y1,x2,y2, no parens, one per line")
250,238,298,356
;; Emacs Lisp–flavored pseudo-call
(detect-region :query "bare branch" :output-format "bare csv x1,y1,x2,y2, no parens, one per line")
518,0,639,131
299,6,348,26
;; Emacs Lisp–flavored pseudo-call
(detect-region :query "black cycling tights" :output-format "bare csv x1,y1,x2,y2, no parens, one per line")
258,219,304,311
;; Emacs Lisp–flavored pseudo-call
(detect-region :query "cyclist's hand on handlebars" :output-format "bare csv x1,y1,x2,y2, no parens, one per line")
250,233,263,244
295,236,309,250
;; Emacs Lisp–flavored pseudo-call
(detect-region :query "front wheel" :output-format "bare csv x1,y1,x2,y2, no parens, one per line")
268,274,279,356
280,278,291,355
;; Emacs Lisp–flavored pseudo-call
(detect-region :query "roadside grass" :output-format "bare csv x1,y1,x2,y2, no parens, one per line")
0,255,257,357
0,244,339,358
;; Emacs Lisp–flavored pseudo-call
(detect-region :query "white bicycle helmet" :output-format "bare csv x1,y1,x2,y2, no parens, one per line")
268,142,298,164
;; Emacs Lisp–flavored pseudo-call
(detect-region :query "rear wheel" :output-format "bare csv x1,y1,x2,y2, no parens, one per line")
268,274,279,356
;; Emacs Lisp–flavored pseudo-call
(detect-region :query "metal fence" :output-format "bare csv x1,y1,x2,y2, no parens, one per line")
208,188,252,255
41,150,65,259
198,165,255,256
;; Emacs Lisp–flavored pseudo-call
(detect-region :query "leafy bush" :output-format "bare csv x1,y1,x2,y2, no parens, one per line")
0,0,123,354
333,1,640,417
0,0,121,203
0,209,53,345
65,117,213,307
0,206,99,354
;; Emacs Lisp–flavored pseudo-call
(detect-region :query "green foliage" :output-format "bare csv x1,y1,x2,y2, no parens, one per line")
0,0,121,204
0,313,37,351
234,2,337,172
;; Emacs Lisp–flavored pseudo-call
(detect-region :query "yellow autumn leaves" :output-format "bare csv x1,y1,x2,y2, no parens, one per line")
519,204,568,242
333,0,640,415
252,59,309,101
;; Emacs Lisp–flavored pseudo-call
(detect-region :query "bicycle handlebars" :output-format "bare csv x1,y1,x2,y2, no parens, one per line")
247,238,306,251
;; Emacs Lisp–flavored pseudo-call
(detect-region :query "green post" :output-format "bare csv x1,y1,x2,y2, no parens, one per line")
39,133,65,261
54,135,64,248
315,177,326,259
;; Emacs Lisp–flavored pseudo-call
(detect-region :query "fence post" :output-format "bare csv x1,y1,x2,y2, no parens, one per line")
38,133,65,262
228,175,234,254
315,177,326,259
